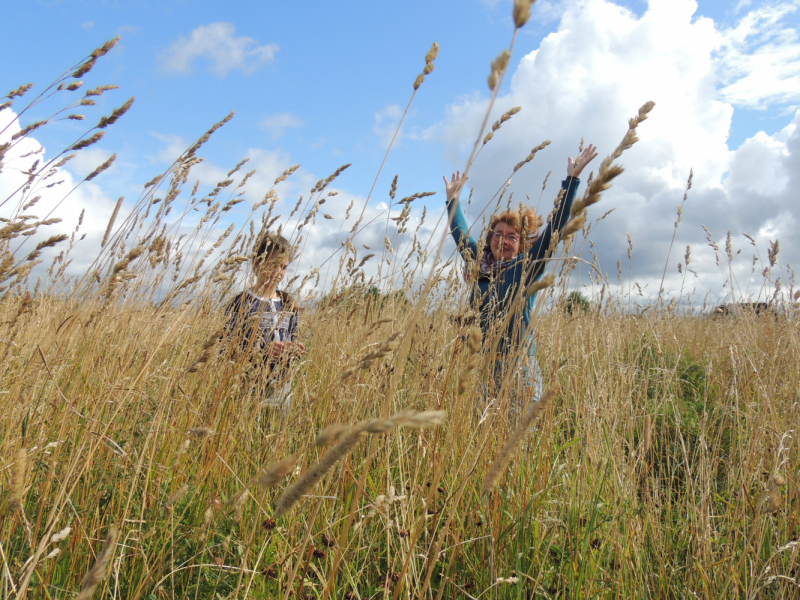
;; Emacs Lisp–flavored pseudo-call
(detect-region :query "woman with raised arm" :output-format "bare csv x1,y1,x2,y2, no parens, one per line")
444,144,597,416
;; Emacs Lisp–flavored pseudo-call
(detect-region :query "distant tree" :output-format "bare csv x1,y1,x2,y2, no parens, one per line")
564,291,591,315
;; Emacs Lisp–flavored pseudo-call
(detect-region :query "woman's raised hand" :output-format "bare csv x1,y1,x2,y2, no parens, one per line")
567,144,598,179
443,170,468,202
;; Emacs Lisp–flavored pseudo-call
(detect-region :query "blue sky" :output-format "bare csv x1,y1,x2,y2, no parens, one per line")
2,0,799,301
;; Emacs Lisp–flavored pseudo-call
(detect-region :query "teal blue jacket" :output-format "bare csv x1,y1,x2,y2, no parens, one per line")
446,176,581,360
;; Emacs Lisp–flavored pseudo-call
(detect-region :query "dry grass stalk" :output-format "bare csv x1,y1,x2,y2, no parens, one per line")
85,152,116,181
187,328,222,372
513,140,551,173
275,426,366,516
457,327,482,396
525,273,555,299
339,332,401,382
276,408,447,516
480,389,553,497
8,448,27,513
484,107,522,145
642,414,652,457
571,101,655,216
75,525,118,600
70,131,104,151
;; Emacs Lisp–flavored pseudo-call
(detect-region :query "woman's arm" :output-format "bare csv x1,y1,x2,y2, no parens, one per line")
517,144,598,281
443,171,479,261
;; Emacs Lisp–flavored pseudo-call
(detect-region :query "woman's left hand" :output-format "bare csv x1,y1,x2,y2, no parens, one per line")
567,144,598,179
443,171,468,202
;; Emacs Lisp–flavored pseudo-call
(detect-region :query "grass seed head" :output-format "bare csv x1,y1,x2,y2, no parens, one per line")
513,0,534,28
187,427,216,438
258,455,297,488
275,426,366,516
51,527,72,544
389,410,447,429
75,525,118,600
526,273,555,299
316,425,351,447
8,448,27,513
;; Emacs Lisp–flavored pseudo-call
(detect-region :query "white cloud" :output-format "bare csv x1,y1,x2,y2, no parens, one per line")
160,22,279,77
260,113,304,139
373,104,405,148
429,0,800,303
716,3,800,109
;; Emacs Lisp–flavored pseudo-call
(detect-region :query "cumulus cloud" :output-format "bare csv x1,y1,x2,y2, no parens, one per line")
429,0,799,303
260,113,304,140
0,103,442,303
716,2,800,109
160,22,279,77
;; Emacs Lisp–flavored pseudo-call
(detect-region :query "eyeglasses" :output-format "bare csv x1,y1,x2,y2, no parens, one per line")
491,231,520,244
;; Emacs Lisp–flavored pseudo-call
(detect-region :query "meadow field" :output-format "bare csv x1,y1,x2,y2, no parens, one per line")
2,19,799,600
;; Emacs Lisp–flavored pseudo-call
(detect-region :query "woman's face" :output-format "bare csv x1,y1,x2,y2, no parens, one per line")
490,221,521,262
254,254,289,289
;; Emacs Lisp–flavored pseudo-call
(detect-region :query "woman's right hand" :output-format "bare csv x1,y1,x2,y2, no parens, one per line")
443,171,468,202
265,341,306,359
265,341,288,359
567,144,598,179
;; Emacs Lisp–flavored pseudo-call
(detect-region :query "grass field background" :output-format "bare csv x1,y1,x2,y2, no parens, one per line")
2,21,799,600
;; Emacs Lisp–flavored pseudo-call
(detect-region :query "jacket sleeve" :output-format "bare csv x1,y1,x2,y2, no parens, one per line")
523,176,581,282
446,196,479,262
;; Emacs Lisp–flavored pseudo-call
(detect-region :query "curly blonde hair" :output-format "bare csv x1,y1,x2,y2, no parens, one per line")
484,206,544,255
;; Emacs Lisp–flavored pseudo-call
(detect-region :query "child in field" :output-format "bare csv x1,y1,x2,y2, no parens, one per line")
224,233,306,416
443,144,597,417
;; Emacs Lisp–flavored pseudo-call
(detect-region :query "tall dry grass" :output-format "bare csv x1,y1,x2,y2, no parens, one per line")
2,14,799,600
